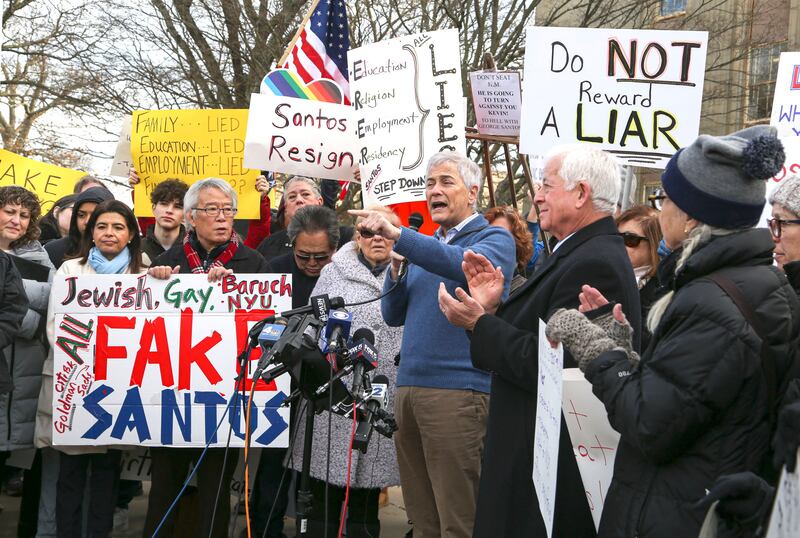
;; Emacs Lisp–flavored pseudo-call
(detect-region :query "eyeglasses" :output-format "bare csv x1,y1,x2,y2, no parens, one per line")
193,206,237,217
294,252,331,262
620,231,648,248
767,217,800,238
648,189,666,210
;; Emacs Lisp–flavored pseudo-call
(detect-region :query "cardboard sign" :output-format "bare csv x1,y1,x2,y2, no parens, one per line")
131,109,259,218
766,451,800,538
520,27,708,168
110,116,133,177
51,274,292,448
348,29,466,205
562,368,621,530
469,71,523,136
0,149,84,212
243,93,357,181
534,320,564,538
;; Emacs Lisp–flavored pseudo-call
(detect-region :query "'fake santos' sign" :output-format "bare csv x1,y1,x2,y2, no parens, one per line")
51,274,292,448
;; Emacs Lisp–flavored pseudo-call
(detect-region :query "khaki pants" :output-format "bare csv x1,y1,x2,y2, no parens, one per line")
394,386,490,538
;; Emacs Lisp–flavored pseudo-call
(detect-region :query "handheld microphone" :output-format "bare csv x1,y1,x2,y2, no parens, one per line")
350,328,377,400
353,374,390,453
280,294,345,322
324,309,353,354
398,212,424,279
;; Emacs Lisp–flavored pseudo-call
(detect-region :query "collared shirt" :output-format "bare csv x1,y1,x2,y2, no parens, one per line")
433,212,480,244
552,232,576,252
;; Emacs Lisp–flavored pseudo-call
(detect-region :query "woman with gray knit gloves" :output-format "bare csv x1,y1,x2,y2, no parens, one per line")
546,125,800,538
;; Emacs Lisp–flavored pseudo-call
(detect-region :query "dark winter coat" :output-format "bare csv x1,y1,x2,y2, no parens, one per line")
585,228,800,538
141,224,186,267
0,251,28,395
470,216,641,538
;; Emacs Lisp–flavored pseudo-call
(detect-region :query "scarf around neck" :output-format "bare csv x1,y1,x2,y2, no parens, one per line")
183,231,239,273
88,246,131,274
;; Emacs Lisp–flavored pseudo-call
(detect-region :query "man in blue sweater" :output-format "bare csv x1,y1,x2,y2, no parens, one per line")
350,151,515,538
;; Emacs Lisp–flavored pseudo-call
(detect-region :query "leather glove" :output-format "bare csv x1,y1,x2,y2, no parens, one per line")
546,308,619,372
694,472,774,532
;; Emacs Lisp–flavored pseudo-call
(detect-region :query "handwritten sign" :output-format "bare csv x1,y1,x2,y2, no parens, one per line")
131,109,259,218
0,149,84,212
469,71,522,136
766,450,800,538
109,116,133,177
348,29,466,205
51,273,292,448
520,27,708,168
243,93,357,181
534,320,564,538
562,368,620,530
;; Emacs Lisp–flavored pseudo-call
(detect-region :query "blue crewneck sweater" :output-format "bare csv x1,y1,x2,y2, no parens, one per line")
381,215,515,393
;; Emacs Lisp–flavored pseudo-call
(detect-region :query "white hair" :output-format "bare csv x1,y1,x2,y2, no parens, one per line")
426,151,483,208
545,145,621,213
183,178,237,232
284,175,322,199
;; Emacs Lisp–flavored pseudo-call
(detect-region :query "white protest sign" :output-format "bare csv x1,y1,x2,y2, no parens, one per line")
349,29,466,205
51,273,292,448
469,71,522,136
243,93,357,181
766,451,800,538
520,27,708,169
109,116,133,178
533,320,564,538
562,368,621,530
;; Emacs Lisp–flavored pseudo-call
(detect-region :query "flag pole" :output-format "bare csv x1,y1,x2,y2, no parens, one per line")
278,0,322,66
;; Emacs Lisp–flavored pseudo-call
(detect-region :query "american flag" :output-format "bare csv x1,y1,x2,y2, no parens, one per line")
283,0,351,104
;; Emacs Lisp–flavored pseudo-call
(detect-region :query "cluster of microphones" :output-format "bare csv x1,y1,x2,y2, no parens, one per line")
246,294,397,453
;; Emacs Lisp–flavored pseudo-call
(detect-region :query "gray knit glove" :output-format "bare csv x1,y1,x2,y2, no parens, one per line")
590,310,640,367
546,309,619,372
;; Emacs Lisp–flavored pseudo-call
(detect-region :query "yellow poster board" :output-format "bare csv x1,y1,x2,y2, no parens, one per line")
131,109,259,218
0,150,84,212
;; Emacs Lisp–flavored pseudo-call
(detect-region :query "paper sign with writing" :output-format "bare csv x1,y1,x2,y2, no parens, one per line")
51,274,292,448
243,93,357,181
131,109,259,218
109,116,133,177
562,368,621,530
520,27,708,169
349,29,466,206
0,149,84,212
534,320,564,538
766,451,800,538
469,71,523,136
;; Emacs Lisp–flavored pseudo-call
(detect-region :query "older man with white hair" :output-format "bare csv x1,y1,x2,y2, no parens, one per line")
350,151,515,538
438,145,642,538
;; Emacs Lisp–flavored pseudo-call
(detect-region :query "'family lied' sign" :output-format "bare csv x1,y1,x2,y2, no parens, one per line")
51,274,292,448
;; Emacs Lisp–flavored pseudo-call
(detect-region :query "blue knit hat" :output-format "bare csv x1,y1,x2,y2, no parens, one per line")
661,125,785,229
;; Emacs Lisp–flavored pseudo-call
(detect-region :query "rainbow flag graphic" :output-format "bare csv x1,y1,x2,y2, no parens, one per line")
260,68,344,104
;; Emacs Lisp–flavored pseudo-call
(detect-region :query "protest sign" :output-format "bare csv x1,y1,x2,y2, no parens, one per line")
51,273,292,448
0,149,84,212
766,451,800,538
520,27,708,168
533,320,564,538
469,71,523,136
131,109,259,218
348,29,466,205
562,368,621,530
243,92,357,181
110,116,133,177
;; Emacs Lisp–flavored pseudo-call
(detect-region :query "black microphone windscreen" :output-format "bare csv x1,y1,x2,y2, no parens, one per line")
330,296,346,309
352,327,375,345
372,374,389,385
408,212,424,231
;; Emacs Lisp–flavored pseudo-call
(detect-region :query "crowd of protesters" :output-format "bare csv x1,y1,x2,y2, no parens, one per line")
1,124,800,538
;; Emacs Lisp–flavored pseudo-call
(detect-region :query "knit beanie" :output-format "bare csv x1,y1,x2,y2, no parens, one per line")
660,125,785,229
769,175,800,217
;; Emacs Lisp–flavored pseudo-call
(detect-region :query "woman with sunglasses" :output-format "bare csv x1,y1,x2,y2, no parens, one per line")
616,205,664,350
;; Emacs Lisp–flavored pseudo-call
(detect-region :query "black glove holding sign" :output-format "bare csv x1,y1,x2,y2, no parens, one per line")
694,472,774,536
773,378,800,472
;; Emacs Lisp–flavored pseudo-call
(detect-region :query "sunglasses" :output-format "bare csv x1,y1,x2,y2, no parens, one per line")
294,252,331,262
767,217,800,238
648,189,666,210
620,231,648,248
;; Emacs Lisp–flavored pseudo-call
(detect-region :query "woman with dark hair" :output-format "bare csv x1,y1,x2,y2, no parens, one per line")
0,186,55,536
484,206,534,292
38,194,77,244
35,200,143,538
44,186,114,269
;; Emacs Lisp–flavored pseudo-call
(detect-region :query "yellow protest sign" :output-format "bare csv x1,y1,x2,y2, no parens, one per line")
0,150,84,212
131,109,259,218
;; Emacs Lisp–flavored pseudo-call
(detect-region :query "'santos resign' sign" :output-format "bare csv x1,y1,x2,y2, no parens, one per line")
51,274,292,448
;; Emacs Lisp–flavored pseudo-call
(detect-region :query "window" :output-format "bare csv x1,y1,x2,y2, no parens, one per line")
747,42,787,122
660,0,687,16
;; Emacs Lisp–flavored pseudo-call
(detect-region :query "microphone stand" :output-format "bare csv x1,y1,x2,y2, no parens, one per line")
296,400,317,537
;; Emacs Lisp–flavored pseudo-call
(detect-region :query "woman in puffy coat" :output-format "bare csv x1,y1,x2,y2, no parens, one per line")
546,126,800,538
290,205,403,537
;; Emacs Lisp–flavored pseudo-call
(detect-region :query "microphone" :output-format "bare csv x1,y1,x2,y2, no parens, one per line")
324,309,353,354
398,212,424,279
350,328,377,401
280,294,345,321
353,374,390,453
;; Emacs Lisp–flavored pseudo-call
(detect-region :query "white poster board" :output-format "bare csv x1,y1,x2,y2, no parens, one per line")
520,27,708,169
51,274,292,448
533,320,564,538
469,71,523,136
562,368,621,530
109,116,133,178
349,29,466,206
243,93,358,181
766,451,800,538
